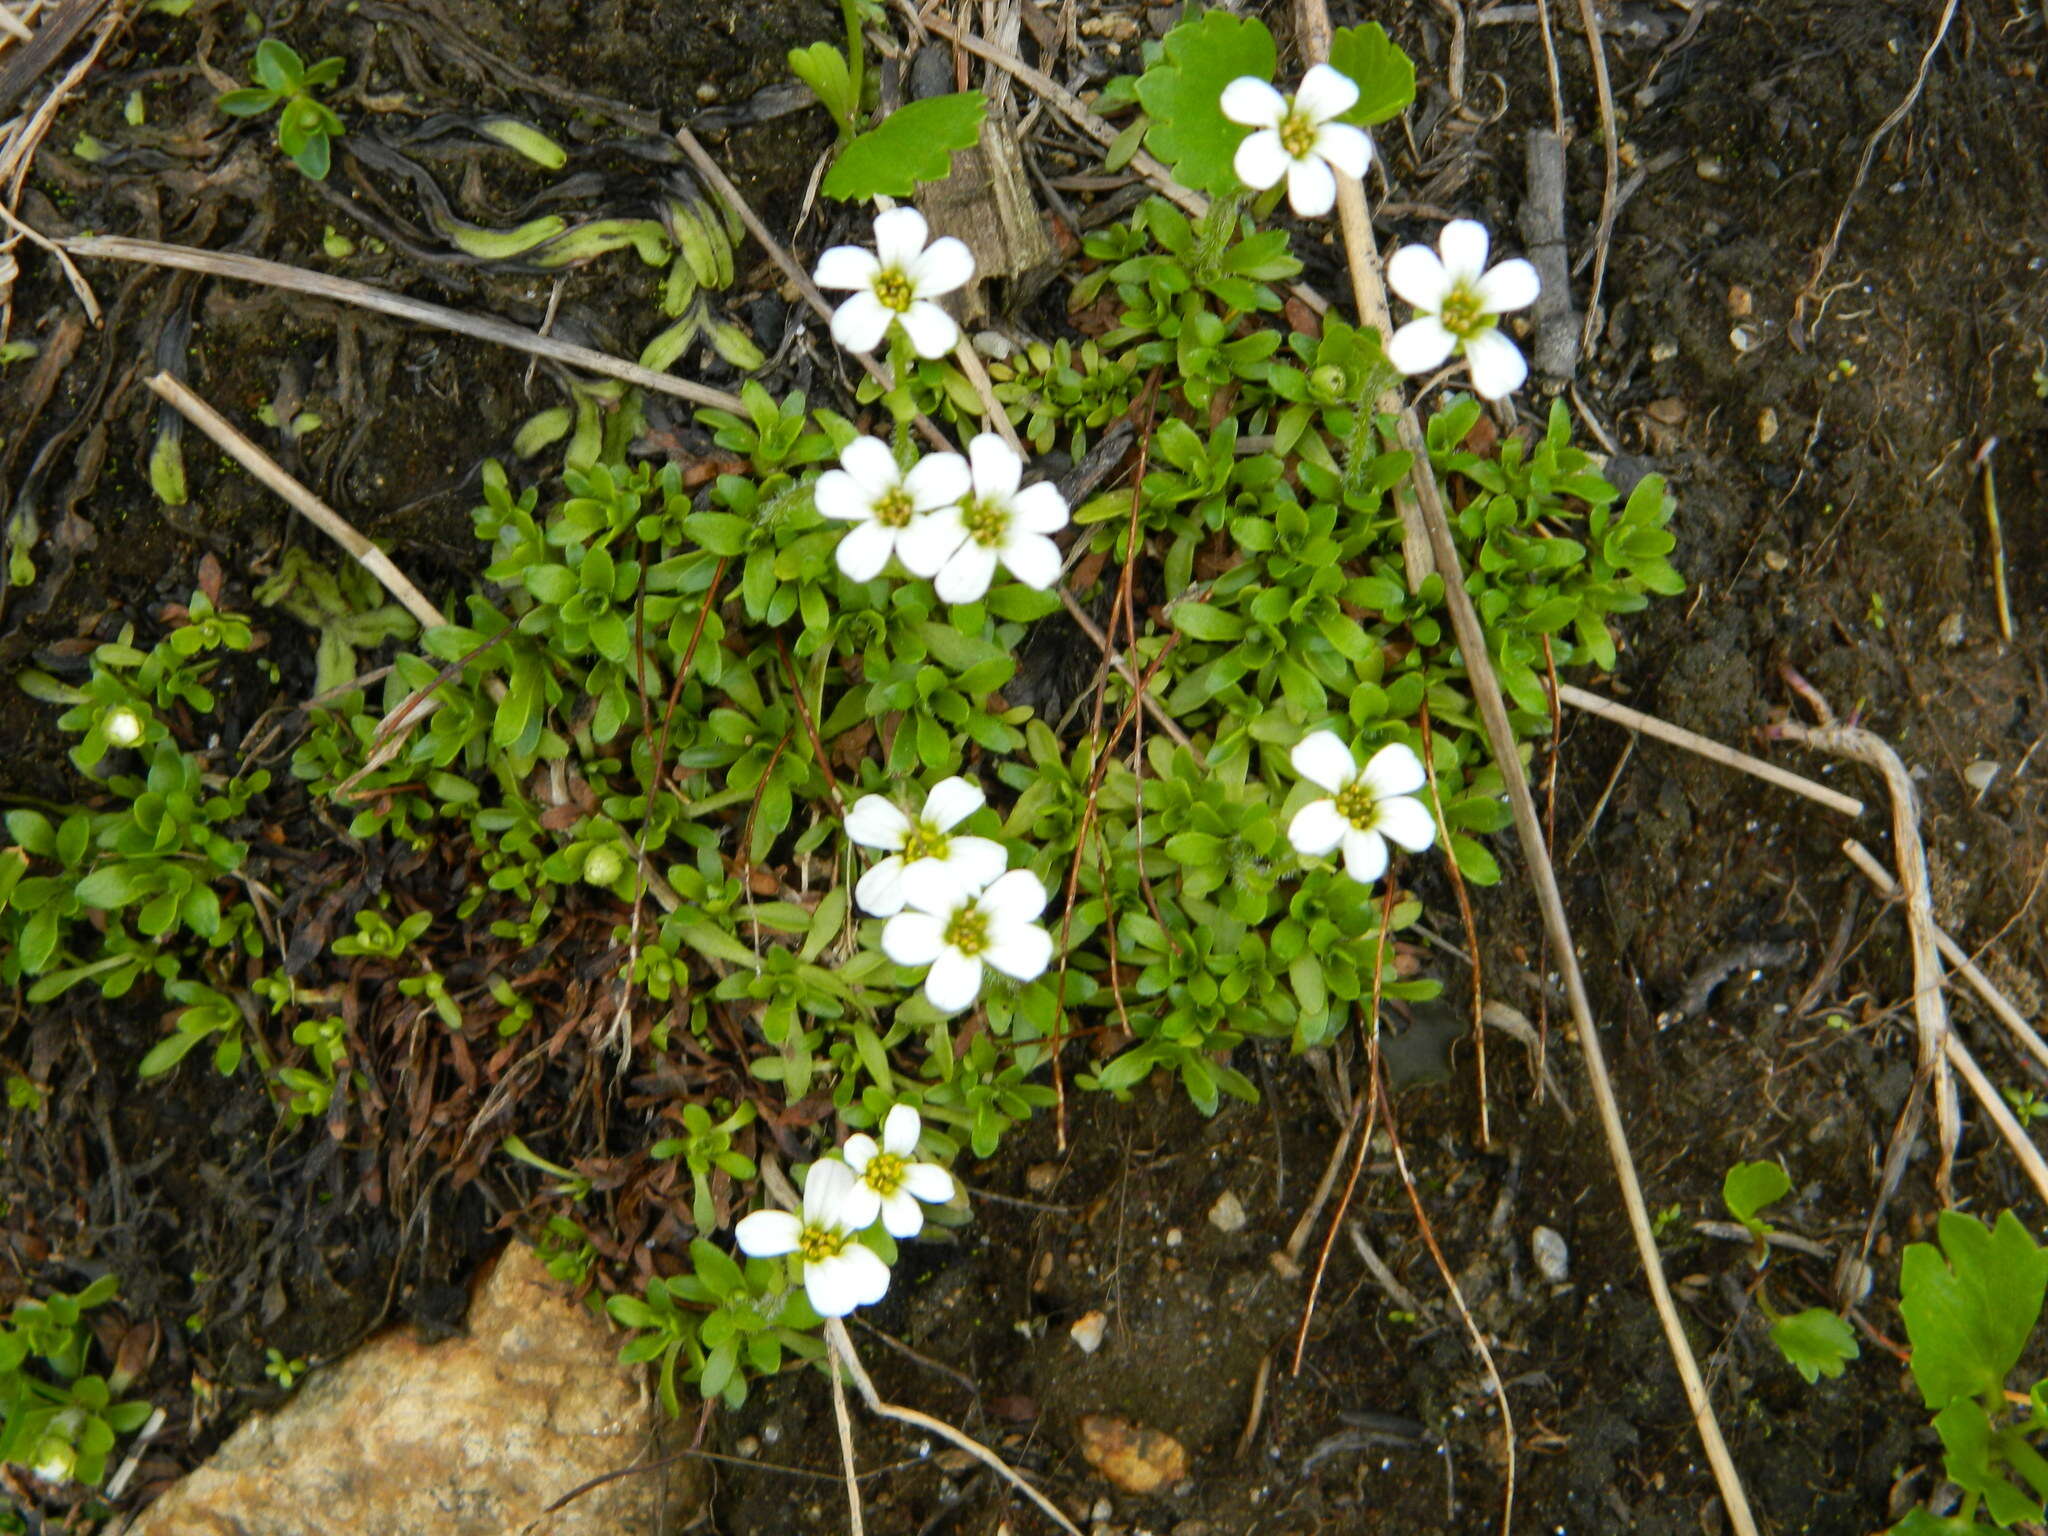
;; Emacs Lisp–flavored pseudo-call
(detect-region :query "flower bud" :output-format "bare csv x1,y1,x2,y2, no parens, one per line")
1308,364,1349,404
581,845,625,888
103,705,145,749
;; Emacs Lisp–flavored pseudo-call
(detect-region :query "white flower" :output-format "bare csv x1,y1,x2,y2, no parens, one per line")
733,1159,892,1319
882,867,1053,1015
1220,65,1373,218
1286,731,1438,886
102,705,145,749
894,434,1068,605
813,207,975,359
845,776,1008,918
1385,219,1541,400
815,436,972,582
838,1104,957,1238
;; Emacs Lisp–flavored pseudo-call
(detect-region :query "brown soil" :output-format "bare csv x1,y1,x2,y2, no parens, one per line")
3,0,2046,1533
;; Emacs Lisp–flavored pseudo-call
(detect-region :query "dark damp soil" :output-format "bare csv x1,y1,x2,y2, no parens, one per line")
4,0,2047,1532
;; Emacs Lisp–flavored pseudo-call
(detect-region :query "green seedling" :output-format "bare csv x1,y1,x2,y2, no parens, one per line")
1722,1159,1792,1259
1721,1159,1858,1385
262,1349,308,1390
606,1240,826,1414
501,1136,593,1202
331,908,431,960
217,39,345,179
0,1276,154,1487
398,969,461,1029
651,1101,759,1233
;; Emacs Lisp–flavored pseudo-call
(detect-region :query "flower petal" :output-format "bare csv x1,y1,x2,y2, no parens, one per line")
1341,826,1390,885
967,433,1023,501
882,910,946,967
1376,793,1439,853
804,1158,862,1224
1437,218,1491,286
879,1188,926,1239
734,1209,801,1257
1387,317,1458,376
1359,741,1427,799
1219,76,1287,127
908,234,975,297
980,868,1049,926
998,530,1062,590
1233,129,1290,191
934,540,1000,605
896,507,967,577
845,795,911,851
837,435,901,497
944,835,1009,894
1290,729,1357,794
1295,63,1360,124
813,468,869,523
1385,243,1452,312
1009,481,1070,534
872,205,931,269
1462,327,1529,401
905,451,972,510
831,291,894,354
855,855,909,917
882,1103,922,1156
1314,121,1372,179
901,859,973,914
813,245,881,292
835,1180,883,1232
842,1132,880,1172
899,299,960,360
985,920,1053,982
921,776,985,830
834,518,897,582
1286,154,1338,217
1288,798,1347,857
901,1161,956,1205
925,948,984,1013
1476,256,1540,315
805,1246,890,1316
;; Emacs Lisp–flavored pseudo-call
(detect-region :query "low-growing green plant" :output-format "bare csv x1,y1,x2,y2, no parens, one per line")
1719,1159,1859,1385
0,1276,153,1487
217,39,345,179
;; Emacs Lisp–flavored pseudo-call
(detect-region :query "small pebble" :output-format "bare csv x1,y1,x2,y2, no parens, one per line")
1093,1498,1115,1522
1071,1310,1108,1354
734,1435,760,1458
1650,339,1680,363
1757,406,1779,444
1645,397,1687,425
1531,1225,1570,1284
1726,284,1754,319
1763,549,1790,573
1026,1162,1061,1193
1965,761,1999,794
1164,1227,1184,1248
695,81,720,103
1938,612,1966,647
1207,1191,1247,1234
1729,324,1759,354
1695,153,1730,183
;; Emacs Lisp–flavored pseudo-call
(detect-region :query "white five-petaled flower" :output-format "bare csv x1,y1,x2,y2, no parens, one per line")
815,436,972,582
896,434,1068,605
813,207,975,359
102,705,145,749
1220,65,1373,218
845,776,1008,918
1385,219,1541,401
838,1104,957,1238
882,866,1054,1015
1286,731,1438,886
733,1159,892,1319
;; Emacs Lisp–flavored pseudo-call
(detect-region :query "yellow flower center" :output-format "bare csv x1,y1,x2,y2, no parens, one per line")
872,268,915,313
799,1223,850,1262
942,905,990,956
1280,109,1319,160
1334,779,1383,833
960,495,1009,549
902,823,950,862
862,1151,909,1198
874,486,916,528
1439,282,1487,339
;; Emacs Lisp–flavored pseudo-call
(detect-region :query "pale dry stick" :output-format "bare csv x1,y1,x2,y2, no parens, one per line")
1841,837,2048,1080
0,1,119,203
1767,707,1960,1195
147,372,446,632
1532,0,1566,138
953,334,1026,455
1291,0,1439,592
1798,0,1961,328
0,201,97,321
1943,1019,2048,1208
74,236,748,414
825,1319,1083,1536
1275,3,1757,1521
1571,0,1620,362
0,3,34,44
1977,439,2014,643
1278,1104,1361,1270
671,125,953,454
829,1355,868,1536
1056,587,1193,751
1556,680,1865,818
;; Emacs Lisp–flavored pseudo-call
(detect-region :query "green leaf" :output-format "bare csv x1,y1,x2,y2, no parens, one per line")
1720,1160,1790,1234
137,1028,205,1080
788,42,856,131
252,38,303,94
217,87,281,117
1902,1210,2048,1411
1327,24,1417,127
1136,11,1276,197
1170,601,1246,642
1934,1396,2047,1526
821,92,988,202
75,864,150,909
1770,1308,1859,1384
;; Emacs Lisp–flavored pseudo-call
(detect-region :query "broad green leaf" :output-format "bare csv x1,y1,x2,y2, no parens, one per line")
1902,1210,2048,1410
1327,24,1417,127
1770,1307,1859,1384
821,92,988,202
1720,1160,1790,1234
1933,1396,2047,1526
75,864,149,909
1135,11,1276,197
1170,601,1246,642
